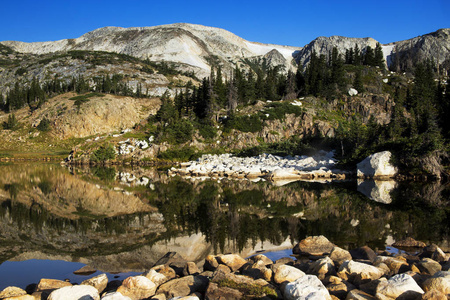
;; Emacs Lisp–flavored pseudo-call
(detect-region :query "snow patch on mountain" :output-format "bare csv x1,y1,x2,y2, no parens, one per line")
245,41,296,61
382,44,395,68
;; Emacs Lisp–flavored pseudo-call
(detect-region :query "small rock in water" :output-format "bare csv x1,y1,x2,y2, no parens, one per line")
73,265,97,275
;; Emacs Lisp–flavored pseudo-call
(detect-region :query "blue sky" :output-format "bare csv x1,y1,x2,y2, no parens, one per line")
1,0,449,47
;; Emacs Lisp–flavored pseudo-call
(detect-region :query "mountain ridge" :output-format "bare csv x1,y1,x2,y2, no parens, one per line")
2,24,449,75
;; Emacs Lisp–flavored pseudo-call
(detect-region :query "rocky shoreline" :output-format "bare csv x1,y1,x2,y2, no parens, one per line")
168,151,351,182
1,235,449,300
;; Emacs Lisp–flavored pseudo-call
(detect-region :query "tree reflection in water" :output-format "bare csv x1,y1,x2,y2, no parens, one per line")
0,163,448,268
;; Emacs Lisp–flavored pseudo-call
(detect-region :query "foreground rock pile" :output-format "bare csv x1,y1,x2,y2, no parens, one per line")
169,152,348,181
1,235,449,300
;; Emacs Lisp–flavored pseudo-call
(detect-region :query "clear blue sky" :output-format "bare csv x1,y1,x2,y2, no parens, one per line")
1,0,449,47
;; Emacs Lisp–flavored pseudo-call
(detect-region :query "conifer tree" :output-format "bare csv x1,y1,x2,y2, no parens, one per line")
374,43,385,69
295,63,306,96
353,44,362,65
364,46,375,66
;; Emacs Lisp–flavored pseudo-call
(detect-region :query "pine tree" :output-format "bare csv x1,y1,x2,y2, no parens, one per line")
353,44,362,65
364,46,375,66
284,70,297,100
374,43,385,69
330,47,345,90
295,63,306,96
353,69,364,93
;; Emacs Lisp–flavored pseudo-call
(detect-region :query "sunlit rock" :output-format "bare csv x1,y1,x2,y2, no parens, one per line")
47,285,99,300
284,275,332,300
375,273,424,300
357,151,397,178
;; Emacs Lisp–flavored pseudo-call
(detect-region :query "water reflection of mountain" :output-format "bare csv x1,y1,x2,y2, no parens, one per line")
0,164,448,273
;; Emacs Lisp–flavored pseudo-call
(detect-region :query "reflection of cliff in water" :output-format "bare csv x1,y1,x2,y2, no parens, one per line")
0,164,448,273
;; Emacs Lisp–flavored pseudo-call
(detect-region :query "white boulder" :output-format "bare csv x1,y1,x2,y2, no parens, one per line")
375,273,424,300
348,88,358,96
48,285,99,300
284,275,331,300
357,151,397,178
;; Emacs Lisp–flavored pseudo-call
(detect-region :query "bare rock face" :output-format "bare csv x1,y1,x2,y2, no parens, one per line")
390,28,450,72
294,35,378,67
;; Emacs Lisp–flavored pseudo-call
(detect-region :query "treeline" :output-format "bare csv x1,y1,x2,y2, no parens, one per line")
301,43,385,98
0,74,149,112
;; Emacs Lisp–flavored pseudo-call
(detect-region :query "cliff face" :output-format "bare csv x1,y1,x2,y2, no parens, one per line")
294,35,379,66
389,28,450,72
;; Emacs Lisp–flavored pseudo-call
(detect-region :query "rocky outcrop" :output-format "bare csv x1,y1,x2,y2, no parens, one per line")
169,151,347,181
389,28,450,72
294,35,378,67
357,151,398,179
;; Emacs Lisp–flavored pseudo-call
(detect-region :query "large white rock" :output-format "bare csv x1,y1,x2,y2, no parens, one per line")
348,88,358,96
47,285,100,300
357,151,397,178
284,275,332,300
375,273,424,300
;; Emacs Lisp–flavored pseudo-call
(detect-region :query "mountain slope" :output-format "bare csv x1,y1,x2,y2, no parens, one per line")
1,23,299,77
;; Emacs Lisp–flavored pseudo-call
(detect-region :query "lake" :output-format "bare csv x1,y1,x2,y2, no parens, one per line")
0,163,448,289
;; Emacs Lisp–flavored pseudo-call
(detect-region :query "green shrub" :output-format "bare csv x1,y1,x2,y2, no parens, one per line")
157,146,199,161
197,122,217,140
163,119,193,144
225,115,262,133
3,114,19,130
91,144,116,162
36,118,51,132
260,101,303,121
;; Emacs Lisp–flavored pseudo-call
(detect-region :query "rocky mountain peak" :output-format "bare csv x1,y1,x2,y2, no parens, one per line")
294,35,379,66
264,49,287,68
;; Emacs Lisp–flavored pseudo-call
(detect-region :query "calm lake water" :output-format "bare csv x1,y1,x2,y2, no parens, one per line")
0,163,448,289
